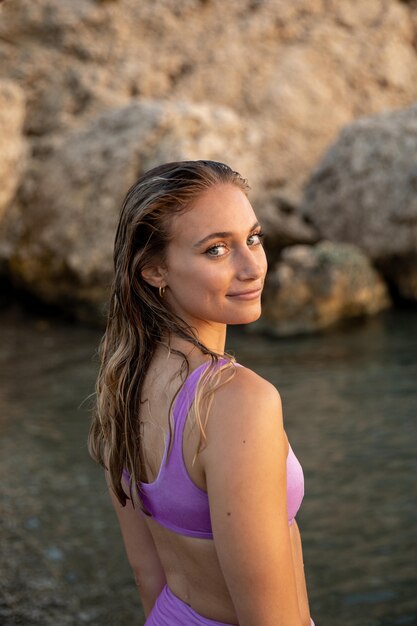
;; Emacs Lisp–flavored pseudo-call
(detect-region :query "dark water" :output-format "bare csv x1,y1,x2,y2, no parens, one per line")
1,305,416,626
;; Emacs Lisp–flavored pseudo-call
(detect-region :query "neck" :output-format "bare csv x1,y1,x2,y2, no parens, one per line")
162,323,227,365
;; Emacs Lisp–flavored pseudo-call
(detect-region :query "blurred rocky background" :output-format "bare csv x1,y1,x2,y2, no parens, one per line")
1,3,417,626
1,0,417,333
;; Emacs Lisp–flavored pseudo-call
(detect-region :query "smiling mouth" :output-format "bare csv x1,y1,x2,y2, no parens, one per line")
226,288,262,299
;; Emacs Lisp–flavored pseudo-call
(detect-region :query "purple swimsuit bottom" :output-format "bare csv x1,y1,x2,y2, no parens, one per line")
146,585,315,626
123,359,314,626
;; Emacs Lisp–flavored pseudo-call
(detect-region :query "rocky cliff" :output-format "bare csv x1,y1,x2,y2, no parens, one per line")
1,0,416,332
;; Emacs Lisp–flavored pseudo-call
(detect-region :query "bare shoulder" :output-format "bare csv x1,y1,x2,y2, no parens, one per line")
210,363,283,427
226,363,279,393
202,363,285,461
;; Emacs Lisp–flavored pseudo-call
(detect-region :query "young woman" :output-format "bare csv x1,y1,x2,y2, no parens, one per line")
89,160,314,625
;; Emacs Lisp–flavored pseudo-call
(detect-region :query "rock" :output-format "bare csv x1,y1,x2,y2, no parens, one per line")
300,103,417,302
3,98,258,321
256,188,320,268
252,241,391,337
0,0,129,135
1,0,417,191
2,0,417,325
0,80,27,221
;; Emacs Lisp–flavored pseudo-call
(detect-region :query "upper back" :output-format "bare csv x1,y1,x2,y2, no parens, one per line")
124,358,242,537
123,356,303,535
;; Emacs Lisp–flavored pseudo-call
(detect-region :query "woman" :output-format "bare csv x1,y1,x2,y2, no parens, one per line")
89,160,314,625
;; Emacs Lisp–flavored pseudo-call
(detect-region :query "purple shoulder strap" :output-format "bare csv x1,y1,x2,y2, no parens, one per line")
171,362,210,450
170,359,242,451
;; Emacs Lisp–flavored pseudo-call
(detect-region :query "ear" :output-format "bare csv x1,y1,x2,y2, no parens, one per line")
141,262,167,289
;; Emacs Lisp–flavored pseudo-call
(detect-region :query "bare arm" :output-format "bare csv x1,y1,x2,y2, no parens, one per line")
201,367,304,626
105,470,166,618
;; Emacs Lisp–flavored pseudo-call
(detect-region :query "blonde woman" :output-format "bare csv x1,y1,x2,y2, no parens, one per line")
89,160,314,625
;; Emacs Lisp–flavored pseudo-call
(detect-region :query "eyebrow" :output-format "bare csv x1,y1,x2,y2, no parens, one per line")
192,221,261,248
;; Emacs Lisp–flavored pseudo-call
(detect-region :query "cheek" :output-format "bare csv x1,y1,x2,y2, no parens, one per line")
200,262,229,287
169,257,228,294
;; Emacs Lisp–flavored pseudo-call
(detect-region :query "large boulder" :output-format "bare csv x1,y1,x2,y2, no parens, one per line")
2,98,259,321
2,0,417,328
1,0,417,192
257,188,320,268
253,241,391,337
300,103,417,302
0,80,27,221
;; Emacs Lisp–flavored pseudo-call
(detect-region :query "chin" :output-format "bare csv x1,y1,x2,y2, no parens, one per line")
226,308,262,325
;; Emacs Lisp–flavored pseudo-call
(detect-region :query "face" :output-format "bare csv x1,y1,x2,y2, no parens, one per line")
157,183,268,334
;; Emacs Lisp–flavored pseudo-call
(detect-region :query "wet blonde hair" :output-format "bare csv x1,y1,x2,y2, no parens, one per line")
88,160,249,507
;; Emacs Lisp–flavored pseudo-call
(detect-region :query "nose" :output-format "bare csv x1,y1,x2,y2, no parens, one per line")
235,245,267,282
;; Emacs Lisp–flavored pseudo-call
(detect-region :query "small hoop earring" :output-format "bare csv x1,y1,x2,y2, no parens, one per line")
159,285,166,298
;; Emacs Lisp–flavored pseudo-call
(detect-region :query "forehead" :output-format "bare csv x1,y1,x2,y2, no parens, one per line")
170,183,257,241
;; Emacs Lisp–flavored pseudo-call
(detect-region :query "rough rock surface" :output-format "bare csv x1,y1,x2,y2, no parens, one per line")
258,188,320,268
1,0,417,193
0,80,27,221
254,241,391,337
300,103,417,302
4,98,258,320
2,0,416,325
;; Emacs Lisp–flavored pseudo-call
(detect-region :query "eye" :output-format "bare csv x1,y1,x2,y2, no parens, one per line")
205,243,228,257
248,230,265,245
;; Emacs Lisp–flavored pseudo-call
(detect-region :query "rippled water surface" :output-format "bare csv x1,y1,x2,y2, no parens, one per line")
1,305,416,626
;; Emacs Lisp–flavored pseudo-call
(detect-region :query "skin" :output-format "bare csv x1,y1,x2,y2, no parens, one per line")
108,183,312,625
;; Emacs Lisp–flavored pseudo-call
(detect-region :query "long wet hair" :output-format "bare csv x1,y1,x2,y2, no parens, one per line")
88,160,250,507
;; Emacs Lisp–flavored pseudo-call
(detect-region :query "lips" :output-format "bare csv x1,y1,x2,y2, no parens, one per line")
227,287,262,300
227,287,261,297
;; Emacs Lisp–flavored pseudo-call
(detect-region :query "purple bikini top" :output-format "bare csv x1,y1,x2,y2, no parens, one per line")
123,359,305,539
